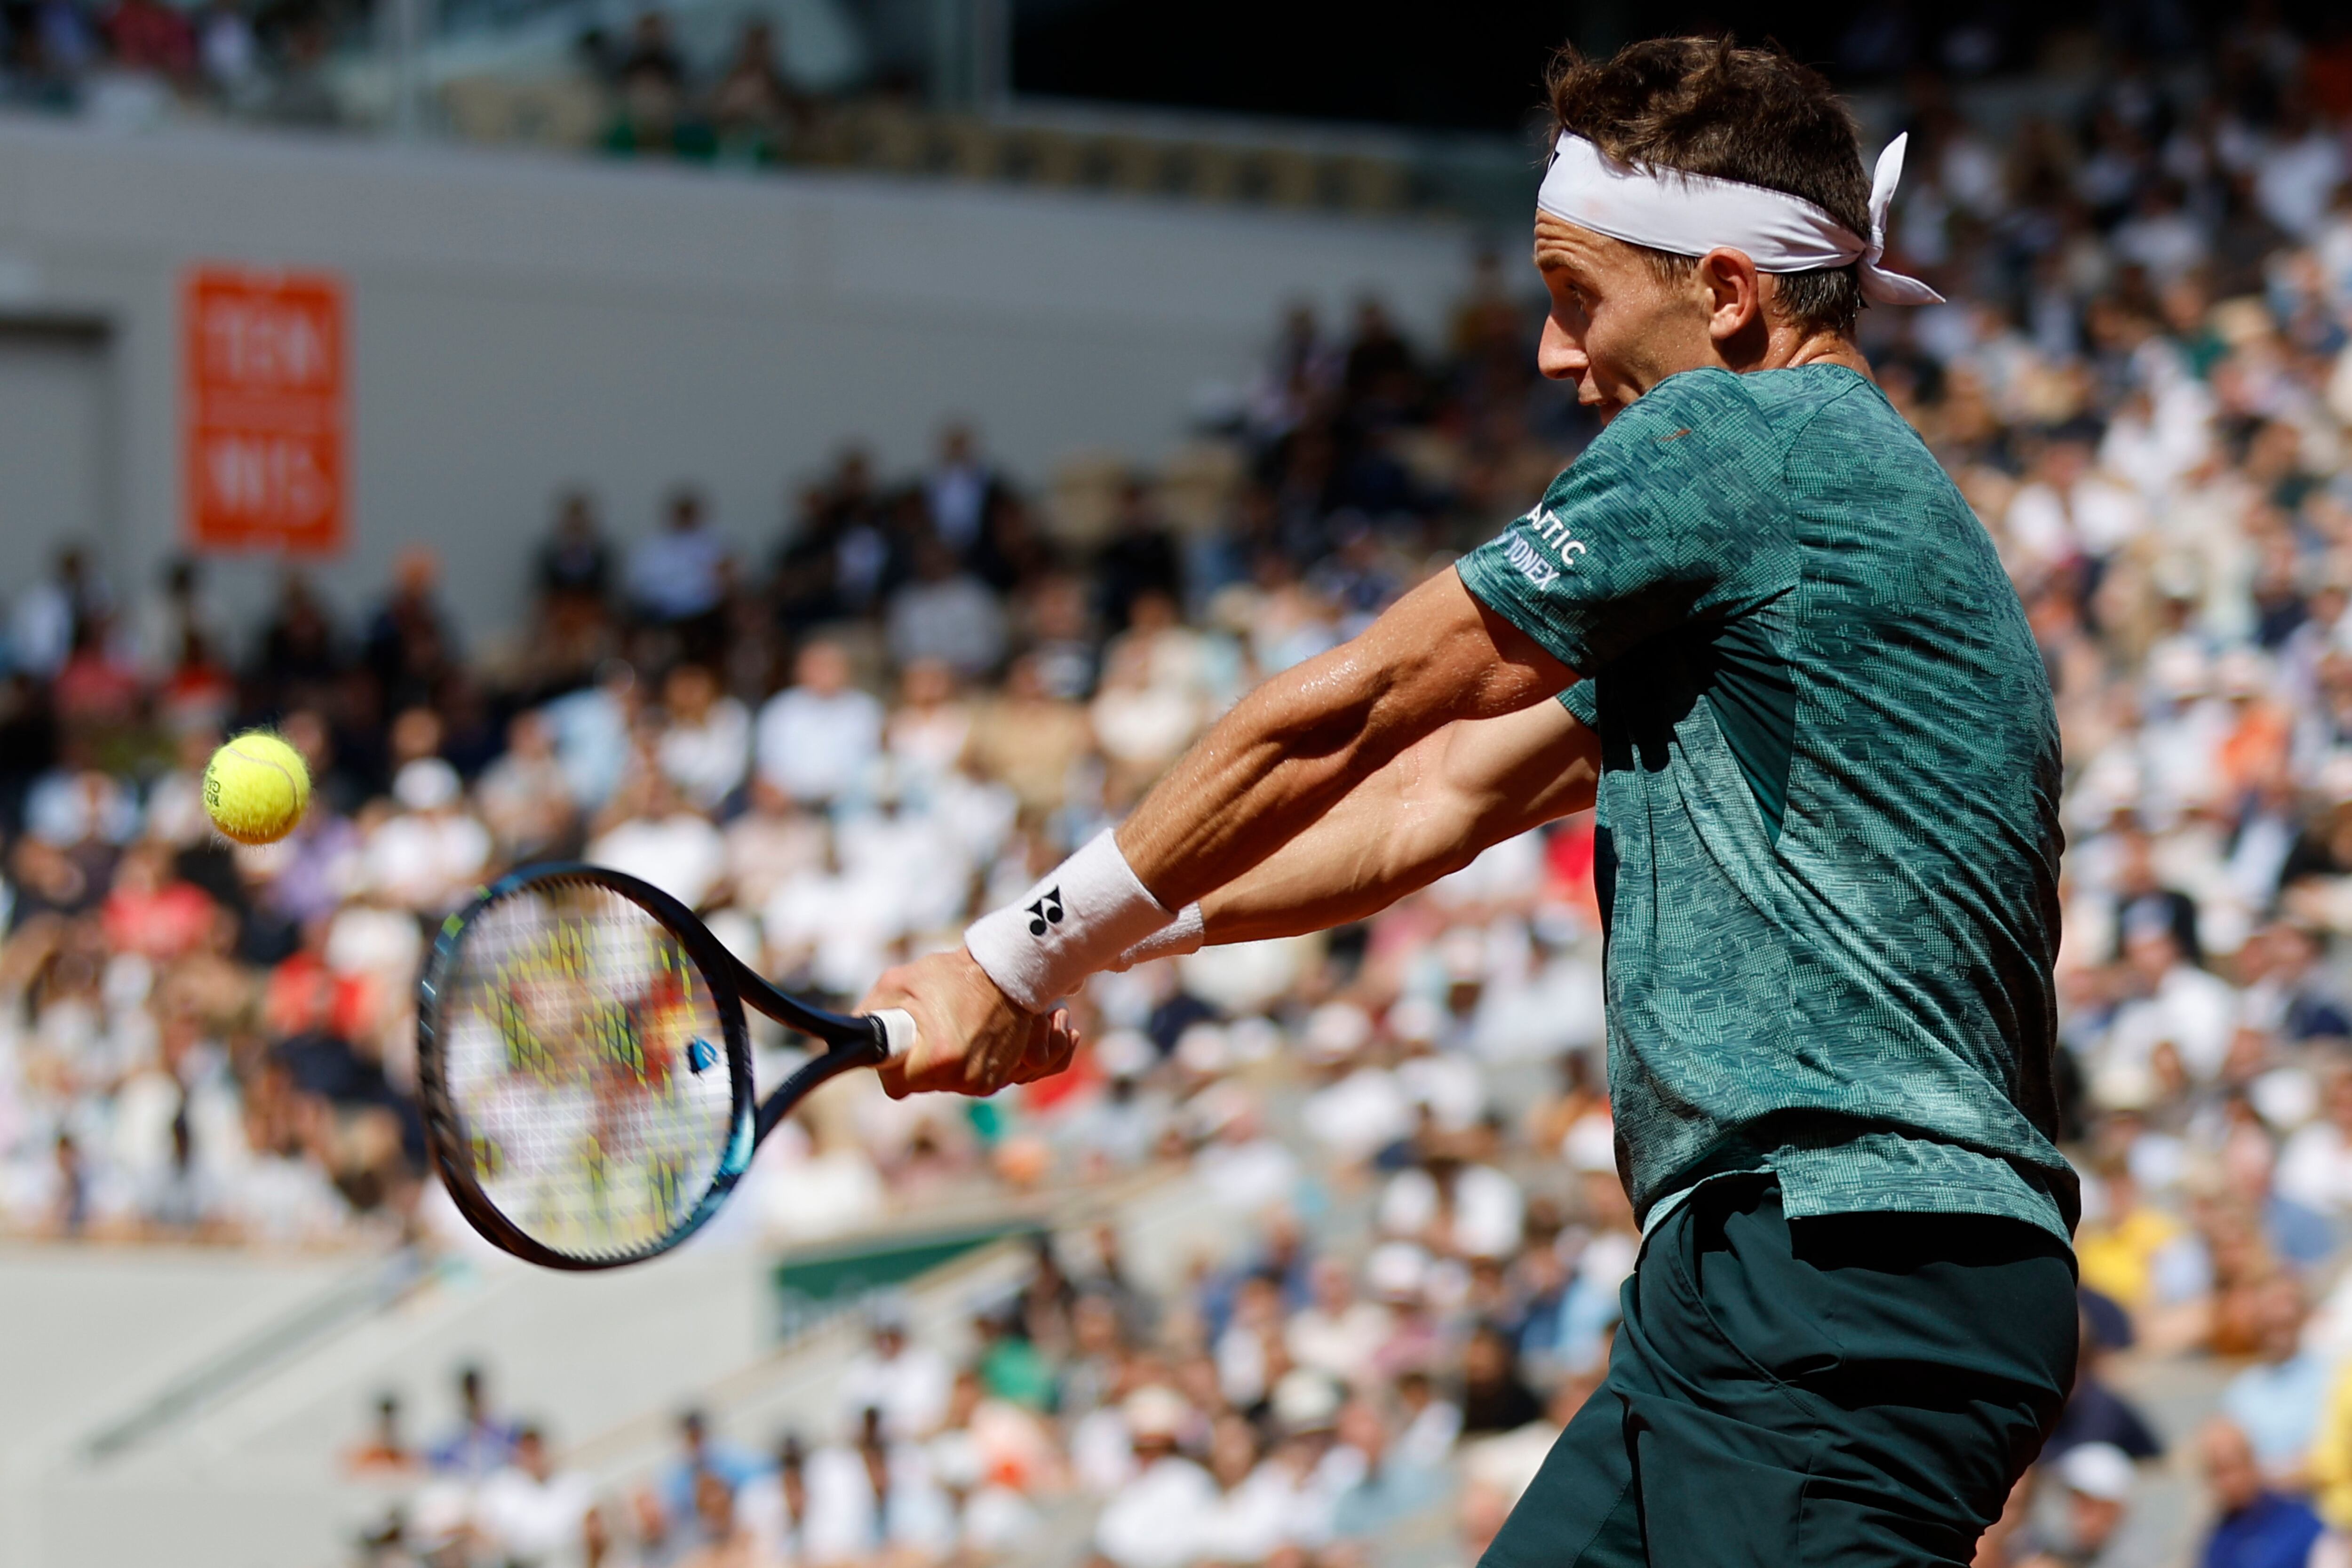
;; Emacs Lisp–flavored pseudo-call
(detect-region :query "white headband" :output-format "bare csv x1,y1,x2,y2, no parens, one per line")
1536,132,1943,307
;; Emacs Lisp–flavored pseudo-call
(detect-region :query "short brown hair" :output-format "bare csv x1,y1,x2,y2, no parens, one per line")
1546,38,1870,337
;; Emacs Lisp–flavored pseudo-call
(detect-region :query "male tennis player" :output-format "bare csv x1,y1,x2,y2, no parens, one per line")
862,38,2078,1566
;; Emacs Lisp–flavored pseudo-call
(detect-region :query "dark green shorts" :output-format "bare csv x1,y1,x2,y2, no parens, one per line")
1483,1176,2077,1568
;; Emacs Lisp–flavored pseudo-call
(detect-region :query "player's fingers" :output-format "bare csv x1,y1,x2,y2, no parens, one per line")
1012,1009,1081,1085
860,967,927,1098
877,1003,975,1099
1000,1012,1053,1087
958,1009,1036,1097
914,1022,993,1097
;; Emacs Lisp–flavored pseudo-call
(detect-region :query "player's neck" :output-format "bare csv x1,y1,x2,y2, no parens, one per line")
1736,323,1872,381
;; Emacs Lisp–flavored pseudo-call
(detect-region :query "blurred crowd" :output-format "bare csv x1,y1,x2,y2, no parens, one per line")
0,0,840,150
351,1150,1622,1568
5,9,2352,1567
0,0,347,125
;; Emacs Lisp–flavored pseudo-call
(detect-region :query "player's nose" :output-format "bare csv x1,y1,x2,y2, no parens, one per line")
1536,313,1588,383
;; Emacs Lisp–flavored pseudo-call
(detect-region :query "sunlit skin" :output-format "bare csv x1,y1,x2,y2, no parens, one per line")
862,218,1873,1099
1530,213,1872,420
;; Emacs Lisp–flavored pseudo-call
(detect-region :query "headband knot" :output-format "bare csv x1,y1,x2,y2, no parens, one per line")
1536,133,1943,308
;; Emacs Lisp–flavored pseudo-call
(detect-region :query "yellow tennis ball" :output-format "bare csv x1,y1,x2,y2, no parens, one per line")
203,732,311,845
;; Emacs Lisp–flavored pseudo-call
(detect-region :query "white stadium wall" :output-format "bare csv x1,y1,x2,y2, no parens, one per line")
0,115,1482,650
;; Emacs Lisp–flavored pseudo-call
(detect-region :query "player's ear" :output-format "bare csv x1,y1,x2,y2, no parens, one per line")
1697,247,1766,356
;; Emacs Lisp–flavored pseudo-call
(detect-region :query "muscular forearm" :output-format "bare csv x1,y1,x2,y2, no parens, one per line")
1196,698,1598,943
859,580,1575,1097
1114,570,1573,909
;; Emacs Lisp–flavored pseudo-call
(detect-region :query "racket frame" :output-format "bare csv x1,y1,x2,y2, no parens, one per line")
417,861,892,1271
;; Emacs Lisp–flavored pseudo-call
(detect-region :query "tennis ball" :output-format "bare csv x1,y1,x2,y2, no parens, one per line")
203,731,311,845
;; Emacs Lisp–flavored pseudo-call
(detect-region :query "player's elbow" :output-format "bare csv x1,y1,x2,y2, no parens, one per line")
1249,644,1408,780
1374,773,1498,892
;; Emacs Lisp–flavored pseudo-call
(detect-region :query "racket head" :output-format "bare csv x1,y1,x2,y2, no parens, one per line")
417,863,756,1270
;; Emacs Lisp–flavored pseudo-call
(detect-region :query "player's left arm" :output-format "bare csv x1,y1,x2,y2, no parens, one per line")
1167,695,1597,946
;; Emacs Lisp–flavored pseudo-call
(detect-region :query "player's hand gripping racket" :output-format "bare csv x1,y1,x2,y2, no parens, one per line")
416,863,916,1270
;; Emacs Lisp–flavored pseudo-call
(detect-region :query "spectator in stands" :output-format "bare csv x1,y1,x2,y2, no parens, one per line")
925,423,1006,567
344,1393,417,1476
475,709,579,861
1287,1257,1391,1392
706,18,808,162
626,487,731,661
363,548,458,713
885,534,1007,679
2013,1440,2138,1568
655,661,750,812
9,545,102,681
253,570,343,704
2221,1274,2333,1479
536,489,612,615
586,767,727,908
733,1433,810,1564
1093,1385,1215,1568
964,653,1092,818
1457,1322,1544,1438
1093,477,1182,634
361,758,493,915
655,1409,766,1531
608,8,691,154
1331,1393,1449,1542
754,638,881,806
837,1301,953,1441
429,1366,522,1478
2200,1417,2325,1568
2099,914,2241,1087
475,1424,593,1567
675,1468,756,1567
883,658,972,782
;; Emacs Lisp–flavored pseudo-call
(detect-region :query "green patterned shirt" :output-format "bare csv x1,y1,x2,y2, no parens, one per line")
1456,364,2075,1243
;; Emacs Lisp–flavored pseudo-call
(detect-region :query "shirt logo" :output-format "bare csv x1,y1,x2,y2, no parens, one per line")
1503,533,1560,586
1501,505,1588,587
1525,506,1590,569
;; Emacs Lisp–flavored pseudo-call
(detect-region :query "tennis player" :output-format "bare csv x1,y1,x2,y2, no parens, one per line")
863,37,2078,1566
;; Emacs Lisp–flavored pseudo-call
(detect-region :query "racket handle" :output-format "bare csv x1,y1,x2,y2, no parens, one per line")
873,1008,918,1063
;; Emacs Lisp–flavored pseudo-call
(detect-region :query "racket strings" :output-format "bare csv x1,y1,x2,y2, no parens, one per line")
438,881,736,1261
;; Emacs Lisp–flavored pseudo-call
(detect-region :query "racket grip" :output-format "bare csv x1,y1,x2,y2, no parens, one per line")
873,1008,918,1063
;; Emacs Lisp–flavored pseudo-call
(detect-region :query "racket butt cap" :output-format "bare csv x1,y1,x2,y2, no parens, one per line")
874,1009,918,1062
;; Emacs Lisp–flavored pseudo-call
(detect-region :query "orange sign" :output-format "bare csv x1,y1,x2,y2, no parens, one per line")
184,267,347,554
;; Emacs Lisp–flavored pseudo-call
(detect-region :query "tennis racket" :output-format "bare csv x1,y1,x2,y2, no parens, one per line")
416,862,916,1271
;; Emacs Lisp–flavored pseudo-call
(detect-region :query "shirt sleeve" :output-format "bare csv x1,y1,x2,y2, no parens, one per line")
1455,370,1790,677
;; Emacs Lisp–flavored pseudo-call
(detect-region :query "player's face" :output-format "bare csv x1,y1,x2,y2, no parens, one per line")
1532,216,1718,421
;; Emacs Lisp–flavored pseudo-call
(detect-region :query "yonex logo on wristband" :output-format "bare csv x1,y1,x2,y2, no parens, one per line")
1027,887,1065,936
966,830,1173,1012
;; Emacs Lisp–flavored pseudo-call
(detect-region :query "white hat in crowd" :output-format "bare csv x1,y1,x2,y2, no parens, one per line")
1122,1385,1190,1442
2058,1442,2136,1503
394,757,462,812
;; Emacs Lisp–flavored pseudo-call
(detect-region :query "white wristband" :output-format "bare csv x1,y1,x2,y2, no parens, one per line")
1108,903,1205,971
964,829,1175,1011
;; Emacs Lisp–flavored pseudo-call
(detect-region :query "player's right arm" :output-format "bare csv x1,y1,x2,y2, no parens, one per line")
1176,696,1597,945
